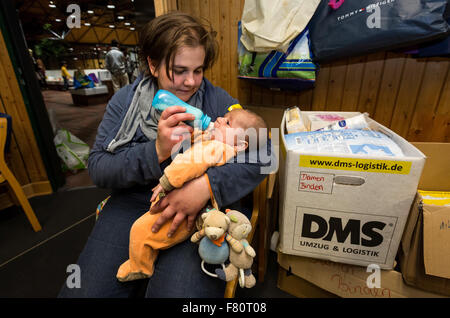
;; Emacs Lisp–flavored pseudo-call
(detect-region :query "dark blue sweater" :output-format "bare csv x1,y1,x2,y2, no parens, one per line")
88,75,272,208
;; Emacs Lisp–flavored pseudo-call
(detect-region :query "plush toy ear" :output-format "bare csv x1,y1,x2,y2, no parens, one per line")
202,213,208,221
224,215,230,225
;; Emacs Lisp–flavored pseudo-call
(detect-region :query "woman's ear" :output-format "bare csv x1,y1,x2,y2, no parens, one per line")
147,57,158,77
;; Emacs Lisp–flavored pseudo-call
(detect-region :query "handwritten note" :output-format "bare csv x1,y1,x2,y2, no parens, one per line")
298,171,334,194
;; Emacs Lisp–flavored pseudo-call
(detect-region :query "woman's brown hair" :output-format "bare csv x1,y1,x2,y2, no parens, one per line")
138,12,218,80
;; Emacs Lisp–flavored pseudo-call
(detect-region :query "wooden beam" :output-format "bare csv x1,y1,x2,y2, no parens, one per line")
75,26,93,43
99,28,115,44
92,27,101,44
121,30,133,44
114,29,121,43
134,31,139,46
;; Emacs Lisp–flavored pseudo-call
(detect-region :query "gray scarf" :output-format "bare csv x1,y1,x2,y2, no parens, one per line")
107,76,205,153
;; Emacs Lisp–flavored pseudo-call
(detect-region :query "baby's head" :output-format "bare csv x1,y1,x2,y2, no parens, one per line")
211,109,267,152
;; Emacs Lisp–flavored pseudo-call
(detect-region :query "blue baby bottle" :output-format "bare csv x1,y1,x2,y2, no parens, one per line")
152,89,213,131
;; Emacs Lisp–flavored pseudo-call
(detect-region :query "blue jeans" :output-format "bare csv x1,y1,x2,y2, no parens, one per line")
58,187,226,298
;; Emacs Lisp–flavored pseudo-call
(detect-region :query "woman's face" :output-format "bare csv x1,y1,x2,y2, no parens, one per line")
148,46,205,102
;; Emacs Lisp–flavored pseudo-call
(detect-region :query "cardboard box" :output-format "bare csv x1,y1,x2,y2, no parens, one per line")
278,252,444,298
399,142,450,296
277,267,338,298
278,111,426,269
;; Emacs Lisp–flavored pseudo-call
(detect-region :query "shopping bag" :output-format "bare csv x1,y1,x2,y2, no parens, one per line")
54,129,90,171
309,0,450,62
88,73,99,83
73,76,95,89
238,22,317,91
414,15,450,57
240,0,321,52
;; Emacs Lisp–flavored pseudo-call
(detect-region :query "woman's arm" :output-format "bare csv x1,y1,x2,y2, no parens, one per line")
88,87,162,188
206,140,274,209
89,85,195,189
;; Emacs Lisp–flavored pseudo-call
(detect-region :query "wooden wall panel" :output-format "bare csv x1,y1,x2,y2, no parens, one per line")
311,64,330,111
340,56,366,112
325,58,348,110
207,0,221,87
390,58,427,138
428,65,450,142
372,52,406,127
154,0,178,16
161,0,449,142
220,0,233,97
407,59,449,141
357,52,386,116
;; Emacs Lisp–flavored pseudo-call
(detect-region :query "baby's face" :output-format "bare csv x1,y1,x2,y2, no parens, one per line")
211,111,246,146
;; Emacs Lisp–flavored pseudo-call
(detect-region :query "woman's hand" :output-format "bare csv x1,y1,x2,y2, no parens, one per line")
150,175,210,237
156,106,195,163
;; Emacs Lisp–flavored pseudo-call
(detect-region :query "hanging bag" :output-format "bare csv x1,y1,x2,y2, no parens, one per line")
309,0,450,62
238,22,317,91
414,13,450,57
240,0,321,52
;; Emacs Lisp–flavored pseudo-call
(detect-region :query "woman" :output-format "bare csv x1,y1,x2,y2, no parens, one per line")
59,12,269,298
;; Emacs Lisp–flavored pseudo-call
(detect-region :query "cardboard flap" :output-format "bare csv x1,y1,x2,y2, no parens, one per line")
277,252,444,298
423,204,450,279
401,194,422,255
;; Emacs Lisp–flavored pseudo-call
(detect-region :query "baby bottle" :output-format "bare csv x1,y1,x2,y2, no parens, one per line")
152,89,214,131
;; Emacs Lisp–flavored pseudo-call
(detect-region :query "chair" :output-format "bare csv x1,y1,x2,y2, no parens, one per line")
0,117,42,232
224,172,276,298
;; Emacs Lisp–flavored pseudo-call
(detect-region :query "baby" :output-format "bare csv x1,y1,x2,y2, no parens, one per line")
116,109,267,282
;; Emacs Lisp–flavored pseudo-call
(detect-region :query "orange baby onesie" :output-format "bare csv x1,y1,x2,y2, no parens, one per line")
116,203,193,282
159,140,237,191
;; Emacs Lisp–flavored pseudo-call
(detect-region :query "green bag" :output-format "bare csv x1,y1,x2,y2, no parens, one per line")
54,129,90,171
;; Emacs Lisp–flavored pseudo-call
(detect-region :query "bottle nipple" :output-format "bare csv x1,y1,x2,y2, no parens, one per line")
205,122,215,133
